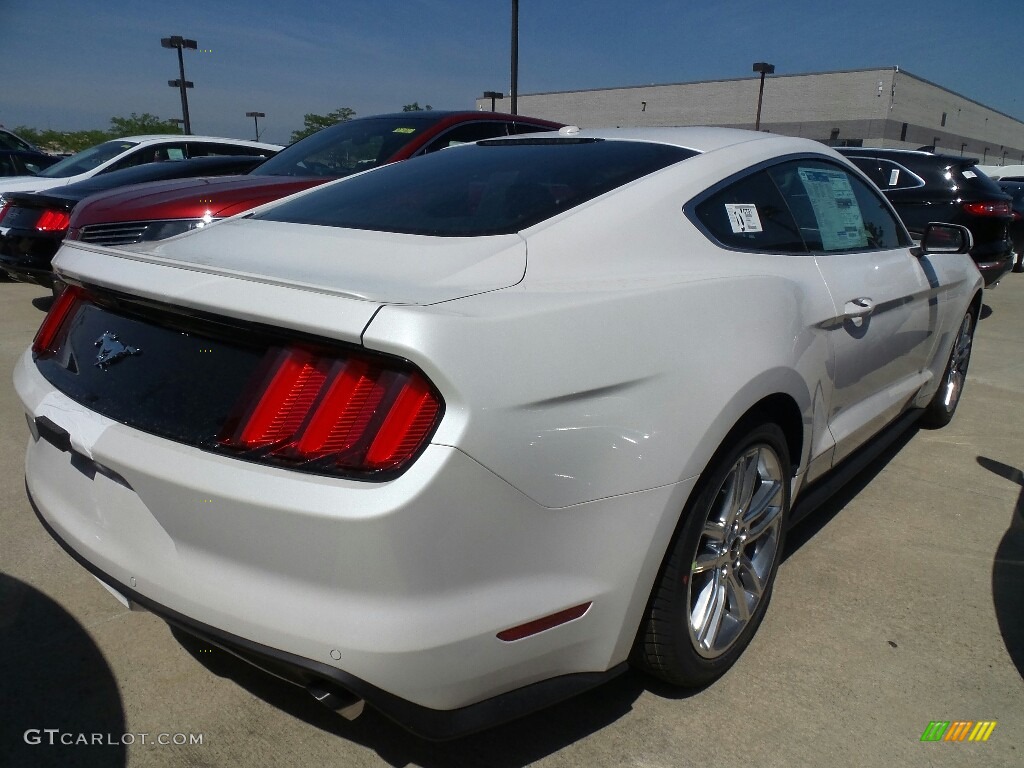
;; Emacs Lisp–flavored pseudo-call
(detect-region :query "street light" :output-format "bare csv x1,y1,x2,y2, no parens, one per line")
510,1,519,115
161,35,197,135
246,111,266,141
752,61,775,131
481,91,503,112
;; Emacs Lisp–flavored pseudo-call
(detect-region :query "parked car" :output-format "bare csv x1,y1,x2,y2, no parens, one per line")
63,111,562,247
0,128,59,176
0,135,281,197
976,163,1024,181
19,127,981,738
997,179,1024,272
0,155,269,287
0,150,60,177
839,147,1013,285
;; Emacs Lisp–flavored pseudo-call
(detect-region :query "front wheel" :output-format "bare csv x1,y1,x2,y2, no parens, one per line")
920,308,974,429
634,423,790,687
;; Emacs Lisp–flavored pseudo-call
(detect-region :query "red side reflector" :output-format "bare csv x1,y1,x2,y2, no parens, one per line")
497,603,591,642
32,285,85,355
962,200,1011,217
35,209,72,232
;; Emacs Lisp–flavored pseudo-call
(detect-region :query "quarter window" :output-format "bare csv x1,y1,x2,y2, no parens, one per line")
692,170,806,252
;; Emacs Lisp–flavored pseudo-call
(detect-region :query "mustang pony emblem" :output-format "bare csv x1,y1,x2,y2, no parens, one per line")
94,332,141,370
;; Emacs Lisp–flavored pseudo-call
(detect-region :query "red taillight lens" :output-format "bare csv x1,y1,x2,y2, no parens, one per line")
32,285,85,355
0,202,10,223
219,346,442,476
35,209,72,232
962,200,1012,217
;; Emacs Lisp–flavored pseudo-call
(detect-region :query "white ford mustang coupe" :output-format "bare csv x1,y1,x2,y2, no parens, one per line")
16,127,981,738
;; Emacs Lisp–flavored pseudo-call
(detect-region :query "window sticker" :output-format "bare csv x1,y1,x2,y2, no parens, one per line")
166,148,184,160
962,170,977,179
888,168,900,186
724,203,763,233
392,127,416,134
797,168,868,250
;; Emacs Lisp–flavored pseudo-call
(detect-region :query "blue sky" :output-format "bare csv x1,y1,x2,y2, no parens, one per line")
3,0,1022,145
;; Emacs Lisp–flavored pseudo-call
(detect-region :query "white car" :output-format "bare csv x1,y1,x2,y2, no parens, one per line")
0,134,281,197
17,127,981,738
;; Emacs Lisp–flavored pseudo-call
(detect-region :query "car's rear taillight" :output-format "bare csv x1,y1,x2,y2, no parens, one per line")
962,200,1012,217
218,345,442,476
35,209,72,232
0,202,10,223
32,285,86,355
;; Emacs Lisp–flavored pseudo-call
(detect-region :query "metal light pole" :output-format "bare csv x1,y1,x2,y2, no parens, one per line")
510,0,519,115
752,61,775,131
162,36,197,134
482,91,503,112
246,111,266,141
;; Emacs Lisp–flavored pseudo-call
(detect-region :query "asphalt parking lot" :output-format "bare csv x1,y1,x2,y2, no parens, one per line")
0,275,1021,768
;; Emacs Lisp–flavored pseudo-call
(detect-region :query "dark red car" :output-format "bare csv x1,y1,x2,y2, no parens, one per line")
66,111,562,248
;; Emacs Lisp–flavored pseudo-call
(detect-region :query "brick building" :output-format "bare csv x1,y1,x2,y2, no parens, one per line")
477,67,1024,164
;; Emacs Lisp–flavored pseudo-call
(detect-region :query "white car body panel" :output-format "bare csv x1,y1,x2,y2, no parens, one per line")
0,135,281,196
17,127,983,727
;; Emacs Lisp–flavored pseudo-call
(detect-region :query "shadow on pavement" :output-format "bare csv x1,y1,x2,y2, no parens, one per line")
0,573,126,767
980,303,993,320
976,456,1024,679
784,423,919,561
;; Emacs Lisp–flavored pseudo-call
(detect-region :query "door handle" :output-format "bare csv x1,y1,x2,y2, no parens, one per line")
843,297,875,319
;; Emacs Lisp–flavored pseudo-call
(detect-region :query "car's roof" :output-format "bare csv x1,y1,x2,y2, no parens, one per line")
113,134,282,149
523,126,833,157
837,146,973,165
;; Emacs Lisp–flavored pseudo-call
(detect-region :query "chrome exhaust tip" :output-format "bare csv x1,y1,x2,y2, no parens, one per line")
306,680,365,721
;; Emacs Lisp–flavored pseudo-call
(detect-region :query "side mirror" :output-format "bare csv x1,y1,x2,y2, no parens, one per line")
919,222,973,255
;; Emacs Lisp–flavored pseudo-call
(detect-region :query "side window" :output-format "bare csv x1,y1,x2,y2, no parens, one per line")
188,142,265,158
692,170,806,252
849,157,922,190
421,122,511,154
104,143,186,172
508,121,556,136
767,160,909,252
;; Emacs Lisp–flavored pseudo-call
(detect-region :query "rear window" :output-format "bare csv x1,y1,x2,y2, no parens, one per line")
954,164,1007,196
255,139,696,236
37,141,138,178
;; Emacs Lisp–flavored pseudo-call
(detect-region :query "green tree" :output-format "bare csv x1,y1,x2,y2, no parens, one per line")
290,107,356,143
12,126,109,154
401,102,432,112
109,112,182,137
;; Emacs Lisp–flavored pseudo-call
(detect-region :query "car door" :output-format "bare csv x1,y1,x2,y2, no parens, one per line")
768,158,937,465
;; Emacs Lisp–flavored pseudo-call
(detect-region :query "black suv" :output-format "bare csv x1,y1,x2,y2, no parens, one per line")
839,148,1014,285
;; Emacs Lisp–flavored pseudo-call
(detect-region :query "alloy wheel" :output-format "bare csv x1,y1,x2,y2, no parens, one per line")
687,444,785,659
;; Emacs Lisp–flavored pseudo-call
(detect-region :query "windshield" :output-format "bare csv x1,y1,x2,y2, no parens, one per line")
0,130,35,152
255,138,696,236
251,117,431,178
37,140,138,178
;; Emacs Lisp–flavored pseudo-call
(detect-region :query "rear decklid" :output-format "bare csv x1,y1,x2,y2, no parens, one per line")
69,175,324,227
52,217,526,341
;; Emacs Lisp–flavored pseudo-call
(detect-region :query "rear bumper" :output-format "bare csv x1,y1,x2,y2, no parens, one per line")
28,495,626,739
15,349,687,734
975,255,1012,286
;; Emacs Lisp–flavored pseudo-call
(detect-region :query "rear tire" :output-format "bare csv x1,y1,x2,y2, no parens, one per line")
920,309,974,429
635,423,790,687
